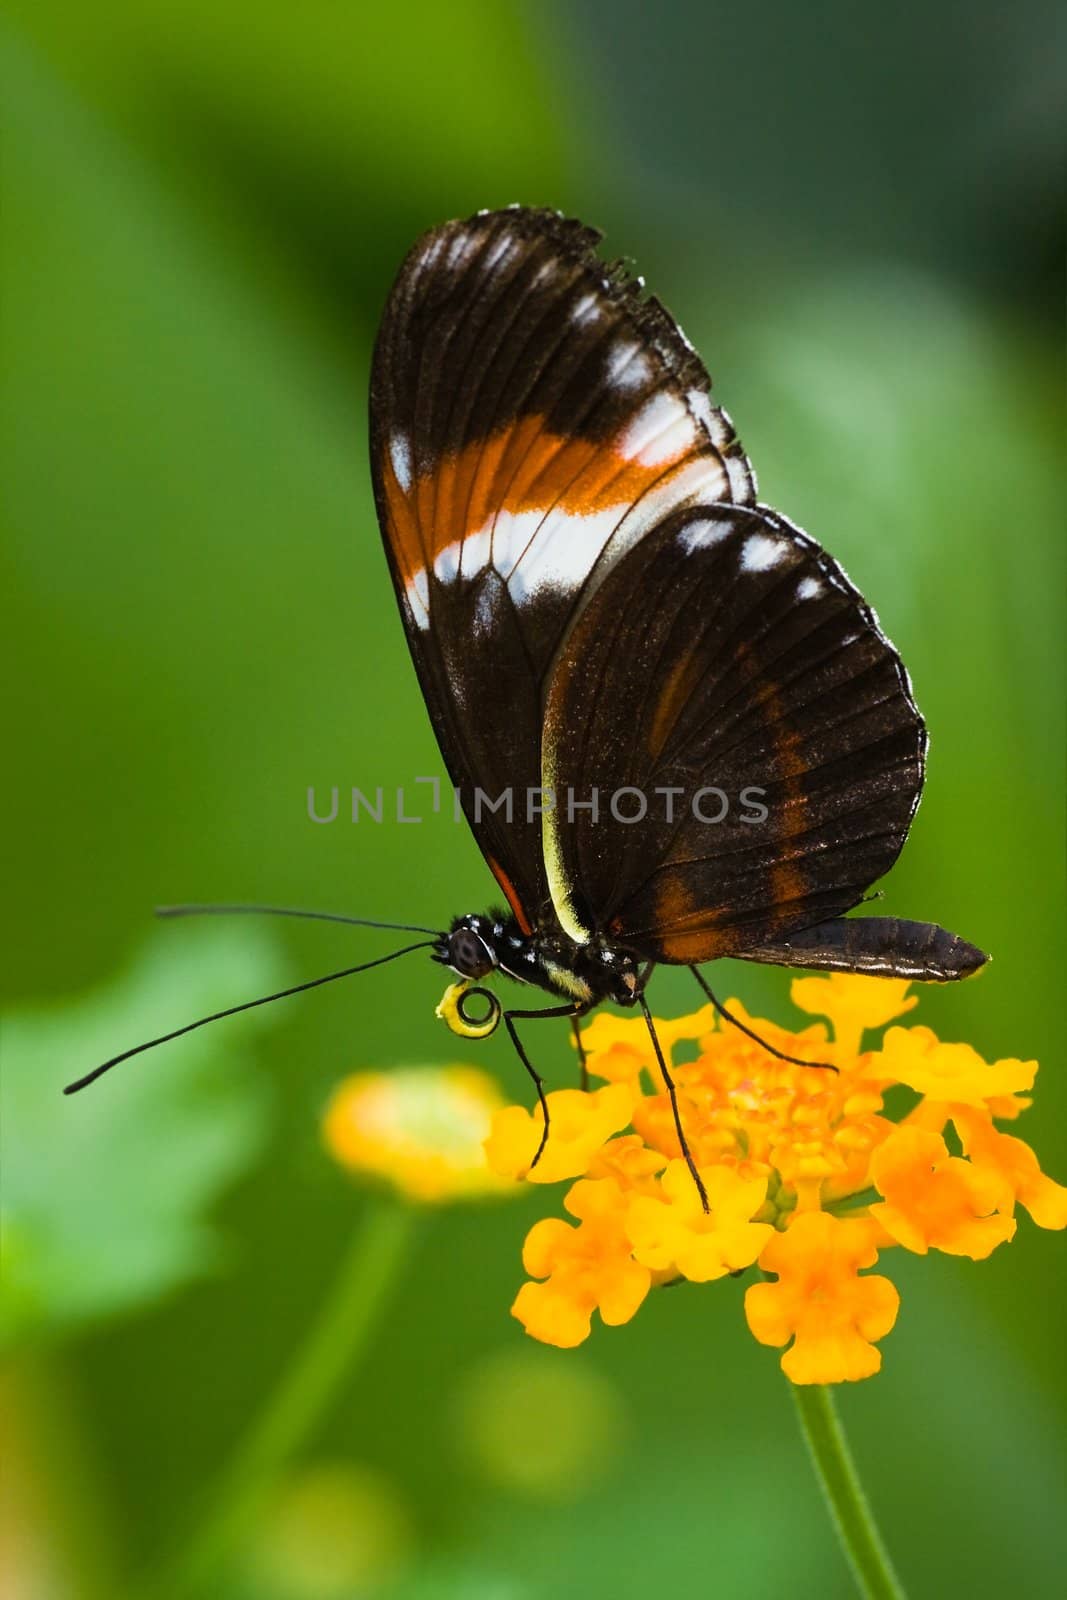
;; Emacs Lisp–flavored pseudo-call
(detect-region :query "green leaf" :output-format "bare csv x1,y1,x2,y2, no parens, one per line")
1,925,286,1350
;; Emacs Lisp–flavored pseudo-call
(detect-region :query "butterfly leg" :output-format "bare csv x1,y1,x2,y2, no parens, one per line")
689,967,836,1072
637,992,709,1213
502,1003,586,1169
571,1017,589,1091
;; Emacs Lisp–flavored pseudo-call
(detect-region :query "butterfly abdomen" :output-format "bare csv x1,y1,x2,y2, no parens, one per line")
738,916,988,981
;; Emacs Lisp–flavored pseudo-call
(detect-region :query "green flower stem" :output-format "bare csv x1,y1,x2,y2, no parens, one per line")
158,1198,417,1598
791,1382,907,1600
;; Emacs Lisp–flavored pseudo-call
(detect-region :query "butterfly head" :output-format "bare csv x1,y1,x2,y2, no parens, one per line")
434,914,503,981
434,911,642,1009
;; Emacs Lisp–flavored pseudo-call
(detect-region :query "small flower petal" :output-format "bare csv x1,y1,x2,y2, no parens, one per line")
872,1027,1036,1106
626,1161,771,1282
578,1007,717,1090
585,1134,667,1192
952,1108,1067,1230
869,1125,1016,1258
512,1178,651,1347
791,973,916,1057
521,1217,577,1280
511,1281,595,1349
709,998,830,1073
746,1212,899,1384
484,1084,634,1184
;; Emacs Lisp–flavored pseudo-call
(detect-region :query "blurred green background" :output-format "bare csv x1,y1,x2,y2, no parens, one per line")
2,2,1064,1596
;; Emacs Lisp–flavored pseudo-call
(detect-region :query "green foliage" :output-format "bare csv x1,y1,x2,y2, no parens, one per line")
0,1,1064,1596
1,927,284,1350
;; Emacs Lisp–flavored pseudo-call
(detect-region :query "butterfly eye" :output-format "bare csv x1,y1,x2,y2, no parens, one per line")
448,928,495,978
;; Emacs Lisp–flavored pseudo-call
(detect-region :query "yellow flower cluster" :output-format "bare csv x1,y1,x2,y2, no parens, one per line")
325,1065,515,1204
483,976,1066,1383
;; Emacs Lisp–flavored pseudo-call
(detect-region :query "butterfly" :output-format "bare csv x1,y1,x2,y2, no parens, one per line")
69,207,986,1207
366,206,987,1198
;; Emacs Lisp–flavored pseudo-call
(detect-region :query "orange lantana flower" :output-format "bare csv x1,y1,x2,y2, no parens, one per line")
745,1212,899,1384
324,1065,515,1204
625,1162,772,1282
482,1083,634,1183
484,974,1066,1381
513,1178,651,1348
869,1125,1016,1258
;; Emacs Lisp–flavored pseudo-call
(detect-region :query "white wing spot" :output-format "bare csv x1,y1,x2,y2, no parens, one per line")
606,342,652,391
724,452,753,502
482,235,517,274
503,506,625,604
459,527,492,580
796,575,823,600
685,386,730,447
741,532,789,572
434,540,461,583
443,232,472,273
617,393,696,466
406,569,430,629
677,517,732,553
571,292,602,326
389,433,412,494
487,510,545,579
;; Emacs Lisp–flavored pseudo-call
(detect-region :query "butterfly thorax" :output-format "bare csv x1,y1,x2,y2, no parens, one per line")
433,912,639,1008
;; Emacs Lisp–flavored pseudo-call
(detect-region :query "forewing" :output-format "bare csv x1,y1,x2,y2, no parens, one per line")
541,505,926,961
369,207,754,929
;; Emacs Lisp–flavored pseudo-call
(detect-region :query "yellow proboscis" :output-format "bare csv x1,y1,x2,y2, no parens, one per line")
435,980,501,1040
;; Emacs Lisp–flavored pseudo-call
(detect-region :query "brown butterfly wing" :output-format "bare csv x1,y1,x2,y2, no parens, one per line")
541,504,926,962
369,207,754,930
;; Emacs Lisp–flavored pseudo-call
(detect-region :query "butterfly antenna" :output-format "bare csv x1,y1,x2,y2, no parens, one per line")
156,904,440,936
63,939,437,1095
689,967,837,1072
